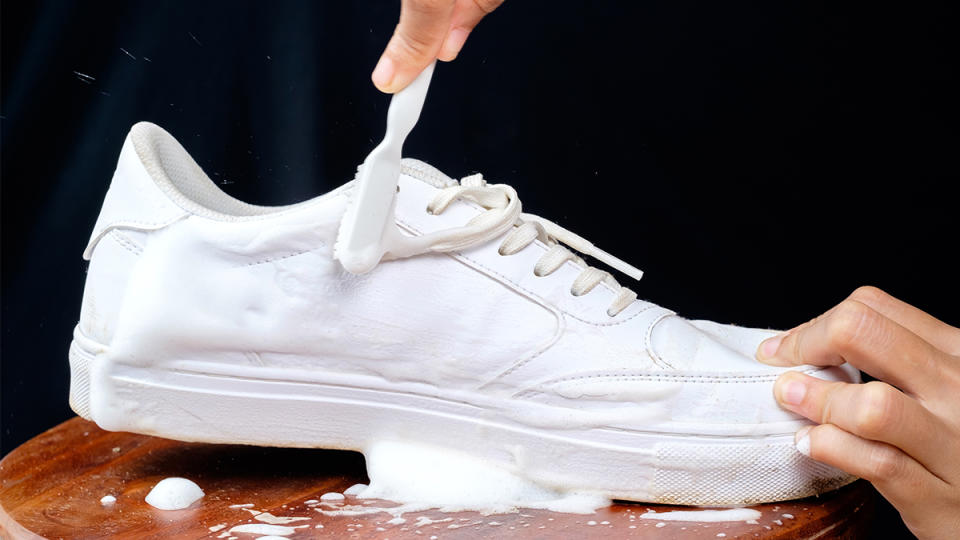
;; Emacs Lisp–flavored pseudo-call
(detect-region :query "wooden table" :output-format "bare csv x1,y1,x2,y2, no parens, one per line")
1,417,875,539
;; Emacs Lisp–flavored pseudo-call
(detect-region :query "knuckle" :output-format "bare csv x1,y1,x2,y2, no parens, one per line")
819,383,844,425
391,30,436,61
410,0,451,13
866,444,904,480
848,285,889,306
472,0,504,14
853,382,899,437
826,300,873,350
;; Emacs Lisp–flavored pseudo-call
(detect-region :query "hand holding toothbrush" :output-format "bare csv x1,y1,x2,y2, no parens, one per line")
372,0,504,93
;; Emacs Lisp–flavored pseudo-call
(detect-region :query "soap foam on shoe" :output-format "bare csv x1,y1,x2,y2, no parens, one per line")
357,439,608,515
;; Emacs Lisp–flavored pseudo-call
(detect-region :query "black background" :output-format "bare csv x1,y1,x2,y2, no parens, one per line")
1,0,956,514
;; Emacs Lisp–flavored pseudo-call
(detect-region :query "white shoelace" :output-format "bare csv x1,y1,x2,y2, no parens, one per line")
407,173,642,317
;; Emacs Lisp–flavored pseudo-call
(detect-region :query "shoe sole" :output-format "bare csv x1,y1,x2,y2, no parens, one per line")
68,328,855,506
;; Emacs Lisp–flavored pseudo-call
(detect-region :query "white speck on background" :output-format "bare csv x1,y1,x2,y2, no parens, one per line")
100,495,116,506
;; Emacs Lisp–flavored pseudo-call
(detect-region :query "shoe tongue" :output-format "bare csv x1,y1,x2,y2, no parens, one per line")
400,158,458,189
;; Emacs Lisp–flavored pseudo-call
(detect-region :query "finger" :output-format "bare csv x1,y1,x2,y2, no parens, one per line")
848,286,960,357
373,0,456,93
757,299,944,397
438,0,503,61
776,374,952,480
796,423,948,535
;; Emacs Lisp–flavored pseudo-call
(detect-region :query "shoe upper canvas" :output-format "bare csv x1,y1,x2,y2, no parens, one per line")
79,123,859,438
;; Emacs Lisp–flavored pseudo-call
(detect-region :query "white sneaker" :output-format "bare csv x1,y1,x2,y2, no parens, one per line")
69,122,858,505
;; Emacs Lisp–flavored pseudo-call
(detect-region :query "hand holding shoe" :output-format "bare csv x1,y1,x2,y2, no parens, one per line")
756,286,960,540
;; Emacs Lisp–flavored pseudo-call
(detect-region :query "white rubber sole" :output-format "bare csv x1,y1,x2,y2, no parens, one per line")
68,330,855,506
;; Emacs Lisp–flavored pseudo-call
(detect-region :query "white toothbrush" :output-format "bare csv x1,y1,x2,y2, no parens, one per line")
334,62,436,274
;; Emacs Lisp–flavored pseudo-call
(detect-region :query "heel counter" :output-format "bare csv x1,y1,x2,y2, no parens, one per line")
82,134,188,260
78,132,189,344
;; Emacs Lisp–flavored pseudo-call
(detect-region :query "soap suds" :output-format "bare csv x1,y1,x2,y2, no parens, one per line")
254,537,288,540
100,495,116,506
209,524,226,532
414,516,452,527
640,508,762,522
344,483,368,495
145,477,204,510
229,524,307,536
230,503,255,508
320,492,345,501
359,440,608,515
254,512,311,524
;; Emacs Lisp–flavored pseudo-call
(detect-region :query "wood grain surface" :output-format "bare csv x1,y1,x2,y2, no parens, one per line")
1,417,875,539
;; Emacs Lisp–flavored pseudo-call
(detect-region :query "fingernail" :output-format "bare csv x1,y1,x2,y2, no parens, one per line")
372,56,396,92
758,333,785,361
778,377,807,406
795,425,813,456
441,27,470,59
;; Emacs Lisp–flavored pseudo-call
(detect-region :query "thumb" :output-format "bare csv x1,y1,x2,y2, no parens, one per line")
372,0,456,94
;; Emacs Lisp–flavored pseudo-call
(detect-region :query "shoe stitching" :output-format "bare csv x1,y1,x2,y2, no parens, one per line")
244,247,322,267
108,229,143,255
399,212,660,328
452,241,659,328
481,310,566,388
513,368,825,399
398,178,640,319
646,311,677,370
542,367,824,386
